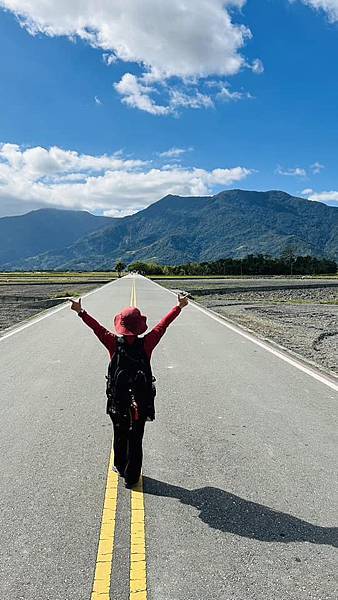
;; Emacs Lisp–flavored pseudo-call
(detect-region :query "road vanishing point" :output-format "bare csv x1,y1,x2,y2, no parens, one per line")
1,275,337,600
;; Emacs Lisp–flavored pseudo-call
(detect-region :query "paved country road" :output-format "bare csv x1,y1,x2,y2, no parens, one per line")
0,275,337,600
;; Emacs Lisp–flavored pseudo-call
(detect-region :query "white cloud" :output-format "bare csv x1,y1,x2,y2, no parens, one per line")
251,58,264,74
169,90,214,110
277,162,325,179
311,161,325,174
0,143,145,178
115,75,216,115
306,190,338,204
94,95,102,105
295,1,338,21
159,147,193,158
0,142,253,217
216,85,247,101
102,53,117,66
0,0,256,114
115,73,171,115
301,188,314,194
206,78,250,101
0,1,249,78
276,166,307,177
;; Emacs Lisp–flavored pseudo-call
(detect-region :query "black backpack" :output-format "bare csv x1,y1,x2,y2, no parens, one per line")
106,336,156,422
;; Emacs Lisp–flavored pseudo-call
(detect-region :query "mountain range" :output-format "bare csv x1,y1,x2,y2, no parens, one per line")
0,208,112,267
0,190,337,270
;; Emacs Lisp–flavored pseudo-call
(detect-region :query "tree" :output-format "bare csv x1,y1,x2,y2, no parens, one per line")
128,262,150,275
115,261,126,278
281,245,297,276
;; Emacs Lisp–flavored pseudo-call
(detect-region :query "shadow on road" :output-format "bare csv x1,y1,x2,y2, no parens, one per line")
143,477,337,548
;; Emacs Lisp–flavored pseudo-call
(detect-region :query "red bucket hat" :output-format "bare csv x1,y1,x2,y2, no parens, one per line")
114,306,148,336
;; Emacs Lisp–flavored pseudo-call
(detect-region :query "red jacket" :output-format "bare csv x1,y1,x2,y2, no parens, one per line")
79,305,181,360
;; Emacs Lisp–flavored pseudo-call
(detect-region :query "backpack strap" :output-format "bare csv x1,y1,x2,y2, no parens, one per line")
117,336,125,350
116,336,126,364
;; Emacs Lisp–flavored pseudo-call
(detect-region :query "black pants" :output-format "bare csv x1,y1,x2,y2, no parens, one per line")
111,416,145,484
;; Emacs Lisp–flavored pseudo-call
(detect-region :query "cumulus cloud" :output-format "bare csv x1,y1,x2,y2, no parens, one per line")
276,166,307,177
0,0,259,114
295,1,338,21
0,0,249,78
115,74,171,115
115,75,218,115
305,190,338,204
0,143,145,177
0,142,253,217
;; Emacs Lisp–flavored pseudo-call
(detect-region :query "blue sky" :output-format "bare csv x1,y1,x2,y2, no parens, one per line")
0,0,338,217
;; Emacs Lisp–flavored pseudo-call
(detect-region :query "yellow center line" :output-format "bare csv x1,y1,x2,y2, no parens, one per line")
91,441,118,600
129,277,148,600
130,277,136,307
133,277,137,307
130,479,147,600
91,276,145,600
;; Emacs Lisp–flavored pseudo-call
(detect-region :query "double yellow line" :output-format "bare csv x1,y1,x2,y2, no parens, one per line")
91,276,148,600
130,276,137,308
129,277,148,599
91,445,118,600
130,479,147,599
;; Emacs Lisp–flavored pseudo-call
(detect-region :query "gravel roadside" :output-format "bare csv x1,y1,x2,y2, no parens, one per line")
0,283,98,333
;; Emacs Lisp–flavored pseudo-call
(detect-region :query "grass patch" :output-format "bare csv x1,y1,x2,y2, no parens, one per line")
49,289,82,299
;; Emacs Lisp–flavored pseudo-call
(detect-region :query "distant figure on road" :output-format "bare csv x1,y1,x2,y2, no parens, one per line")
70,293,188,487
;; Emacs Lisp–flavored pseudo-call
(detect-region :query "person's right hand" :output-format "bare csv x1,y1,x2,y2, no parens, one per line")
178,293,189,308
70,297,82,314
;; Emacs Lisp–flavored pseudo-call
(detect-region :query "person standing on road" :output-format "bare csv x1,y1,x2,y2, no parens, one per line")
70,293,188,487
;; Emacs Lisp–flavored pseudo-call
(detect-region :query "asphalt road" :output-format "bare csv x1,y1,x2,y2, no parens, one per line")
0,275,337,600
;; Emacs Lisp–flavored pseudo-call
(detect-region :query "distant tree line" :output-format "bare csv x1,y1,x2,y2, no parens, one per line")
116,253,337,276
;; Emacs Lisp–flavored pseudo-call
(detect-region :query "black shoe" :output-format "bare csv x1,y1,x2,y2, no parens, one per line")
125,478,139,489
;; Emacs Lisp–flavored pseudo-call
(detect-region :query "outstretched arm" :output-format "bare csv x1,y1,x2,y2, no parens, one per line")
143,293,188,357
70,298,117,356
